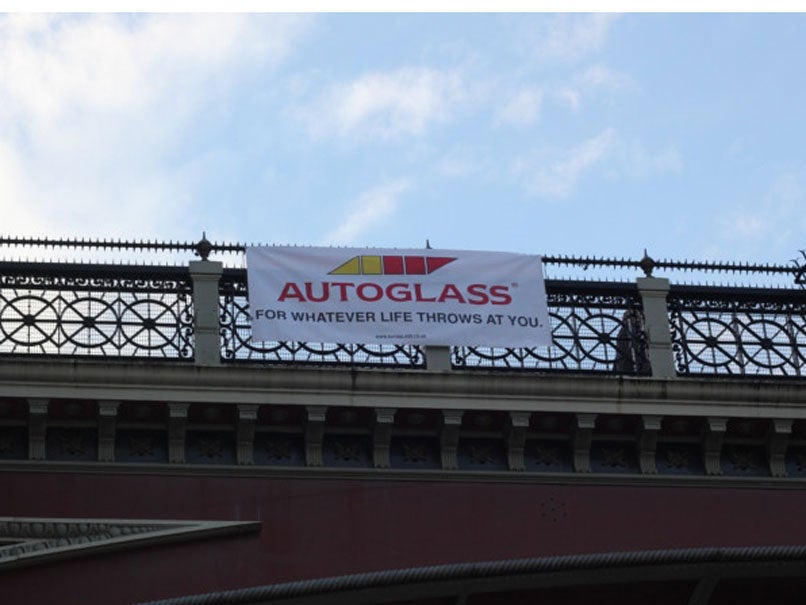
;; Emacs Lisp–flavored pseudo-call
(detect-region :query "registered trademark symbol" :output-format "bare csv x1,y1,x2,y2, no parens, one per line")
512,282,518,288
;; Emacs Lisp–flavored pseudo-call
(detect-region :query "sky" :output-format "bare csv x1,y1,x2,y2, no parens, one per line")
0,12,804,269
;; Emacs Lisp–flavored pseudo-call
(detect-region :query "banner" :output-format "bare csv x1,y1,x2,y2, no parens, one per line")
246,246,552,347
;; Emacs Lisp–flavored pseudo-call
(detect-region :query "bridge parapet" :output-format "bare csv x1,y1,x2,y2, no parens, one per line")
0,237,803,379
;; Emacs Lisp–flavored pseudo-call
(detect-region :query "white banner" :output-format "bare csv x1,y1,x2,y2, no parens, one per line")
246,246,552,347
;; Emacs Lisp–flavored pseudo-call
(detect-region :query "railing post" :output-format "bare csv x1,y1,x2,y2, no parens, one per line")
636,277,676,379
189,260,224,367
425,346,452,371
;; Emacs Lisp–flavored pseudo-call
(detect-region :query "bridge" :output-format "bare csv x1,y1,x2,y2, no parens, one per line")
0,237,804,604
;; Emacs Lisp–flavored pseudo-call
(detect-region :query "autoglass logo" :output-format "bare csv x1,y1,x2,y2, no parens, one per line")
275,253,512,305
330,255,456,276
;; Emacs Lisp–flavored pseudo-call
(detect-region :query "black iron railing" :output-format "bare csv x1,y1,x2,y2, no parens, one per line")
669,285,805,377
0,262,193,359
0,236,803,378
453,280,649,374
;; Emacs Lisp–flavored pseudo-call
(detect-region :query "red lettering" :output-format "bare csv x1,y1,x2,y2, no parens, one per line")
466,283,489,305
357,283,383,301
331,282,354,301
278,282,305,302
413,284,437,302
489,285,512,305
437,284,466,304
386,283,413,302
304,282,329,302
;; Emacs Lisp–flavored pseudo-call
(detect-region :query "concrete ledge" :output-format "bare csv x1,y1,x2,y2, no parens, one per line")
0,358,802,419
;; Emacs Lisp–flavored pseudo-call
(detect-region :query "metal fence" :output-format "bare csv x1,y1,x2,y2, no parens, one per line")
0,262,193,359
669,285,805,377
0,236,803,378
453,280,649,374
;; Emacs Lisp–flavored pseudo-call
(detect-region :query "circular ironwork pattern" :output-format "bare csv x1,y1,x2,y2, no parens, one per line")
0,294,59,347
669,295,805,376
454,292,648,374
0,272,193,358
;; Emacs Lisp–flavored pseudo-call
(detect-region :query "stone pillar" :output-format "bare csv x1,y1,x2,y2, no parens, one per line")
98,400,120,463
425,346,452,372
373,408,396,468
168,403,190,464
27,398,48,461
507,412,531,471
573,413,597,473
440,410,463,470
237,405,259,466
189,260,224,367
636,277,676,379
305,406,327,467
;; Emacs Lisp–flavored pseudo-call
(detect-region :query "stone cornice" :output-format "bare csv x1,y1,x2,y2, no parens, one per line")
0,359,803,419
4,460,806,490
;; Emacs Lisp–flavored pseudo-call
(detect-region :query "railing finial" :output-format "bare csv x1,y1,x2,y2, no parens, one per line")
195,232,213,261
639,249,655,277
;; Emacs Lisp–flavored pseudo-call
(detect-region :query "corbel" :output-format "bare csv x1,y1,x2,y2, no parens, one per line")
373,408,396,469
507,412,531,471
440,410,464,470
767,418,792,478
168,403,190,464
27,398,49,461
573,413,597,473
237,404,259,466
638,415,662,475
703,417,727,476
305,406,327,467
97,400,120,463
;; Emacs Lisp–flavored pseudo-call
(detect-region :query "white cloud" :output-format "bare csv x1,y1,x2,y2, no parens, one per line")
436,145,497,181
300,67,466,141
531,14,620,63
516,129,617,199
575,64,631,91
612,142,682,180
496,87,543,127
554,87,581,112
553,64,632,112
0,14,312,238
322,179,411,246
718,170,806,257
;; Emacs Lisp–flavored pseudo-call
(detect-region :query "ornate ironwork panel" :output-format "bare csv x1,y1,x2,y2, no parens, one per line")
453,281,649,373
669,285,805,377
218,270,425,367
0,263,193,359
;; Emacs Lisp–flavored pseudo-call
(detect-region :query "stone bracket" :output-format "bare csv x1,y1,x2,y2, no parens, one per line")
573,413,597,473
305,406,327,467
639,415,662,475
27,398,49,461
168,403,190,464
703,417,727,476
767,418,793,478
98,400,120,463
507,412,531,472
441,410,464,470
237,404,259,466
373,408,396,469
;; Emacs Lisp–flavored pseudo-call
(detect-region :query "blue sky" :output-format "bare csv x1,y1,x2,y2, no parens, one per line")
0,13,804,266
